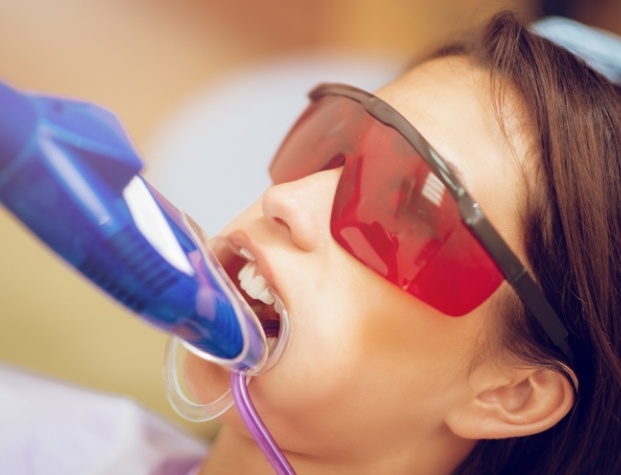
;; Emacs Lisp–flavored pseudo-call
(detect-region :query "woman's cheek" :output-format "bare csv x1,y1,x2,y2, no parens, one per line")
253,316,368,413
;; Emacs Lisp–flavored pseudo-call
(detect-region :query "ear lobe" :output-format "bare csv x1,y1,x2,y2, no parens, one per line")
445,368,575,439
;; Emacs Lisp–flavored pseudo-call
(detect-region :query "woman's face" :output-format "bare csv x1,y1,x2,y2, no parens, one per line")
185,56,532,463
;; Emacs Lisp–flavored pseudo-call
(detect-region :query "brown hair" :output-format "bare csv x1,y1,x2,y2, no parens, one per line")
433,11,621,474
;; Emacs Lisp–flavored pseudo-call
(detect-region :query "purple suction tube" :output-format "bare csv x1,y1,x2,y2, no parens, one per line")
230,320,296,474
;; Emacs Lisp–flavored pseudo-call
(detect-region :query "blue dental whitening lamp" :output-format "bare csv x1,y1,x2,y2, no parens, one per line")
0,81,267,371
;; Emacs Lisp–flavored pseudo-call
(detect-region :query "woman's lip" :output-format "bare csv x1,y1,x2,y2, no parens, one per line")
224,229,278,297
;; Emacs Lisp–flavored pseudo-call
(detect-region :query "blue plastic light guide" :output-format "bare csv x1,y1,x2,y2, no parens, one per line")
0,80,266,371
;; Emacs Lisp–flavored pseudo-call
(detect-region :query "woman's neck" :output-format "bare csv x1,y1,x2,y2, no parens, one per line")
199,425,475,475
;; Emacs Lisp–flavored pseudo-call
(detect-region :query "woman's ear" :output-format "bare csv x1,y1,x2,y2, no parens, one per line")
444,365,575,439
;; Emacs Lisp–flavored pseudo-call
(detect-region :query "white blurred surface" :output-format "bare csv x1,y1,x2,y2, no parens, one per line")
145,54,401,236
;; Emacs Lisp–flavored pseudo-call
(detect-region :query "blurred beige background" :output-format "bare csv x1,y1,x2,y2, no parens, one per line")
0,0,547,439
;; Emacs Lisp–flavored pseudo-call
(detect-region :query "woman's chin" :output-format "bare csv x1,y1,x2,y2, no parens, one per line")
182,352,231,405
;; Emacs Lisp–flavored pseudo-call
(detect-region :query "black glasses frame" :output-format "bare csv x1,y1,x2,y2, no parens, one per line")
310,83,574,364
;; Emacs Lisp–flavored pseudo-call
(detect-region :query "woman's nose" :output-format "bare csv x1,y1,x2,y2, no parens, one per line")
261,168,342,251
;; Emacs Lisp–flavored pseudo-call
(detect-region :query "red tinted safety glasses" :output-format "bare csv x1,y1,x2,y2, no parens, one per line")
269,83,574,363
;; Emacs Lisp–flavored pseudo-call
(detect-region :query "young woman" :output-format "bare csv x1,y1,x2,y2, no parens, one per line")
182,11,621,474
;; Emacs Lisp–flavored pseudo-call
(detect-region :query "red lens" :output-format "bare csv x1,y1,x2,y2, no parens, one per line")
270,94,504,316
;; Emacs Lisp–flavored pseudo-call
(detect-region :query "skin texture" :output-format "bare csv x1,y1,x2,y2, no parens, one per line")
185,56,574,474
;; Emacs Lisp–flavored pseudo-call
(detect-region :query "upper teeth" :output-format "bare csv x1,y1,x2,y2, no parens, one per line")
239,247,256,261
238,259,275,306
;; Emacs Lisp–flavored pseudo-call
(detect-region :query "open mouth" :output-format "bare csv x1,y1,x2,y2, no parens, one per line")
236,249,283,331
213,240,283,339
206,235,290,372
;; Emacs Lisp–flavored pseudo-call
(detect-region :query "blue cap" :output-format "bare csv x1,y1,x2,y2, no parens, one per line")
533,17,621,84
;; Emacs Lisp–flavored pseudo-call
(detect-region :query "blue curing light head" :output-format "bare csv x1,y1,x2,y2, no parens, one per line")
0,80,268,372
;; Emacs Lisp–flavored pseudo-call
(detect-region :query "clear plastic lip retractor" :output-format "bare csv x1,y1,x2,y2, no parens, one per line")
0,79,288,399
163,294,291,422
162,219,291,422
